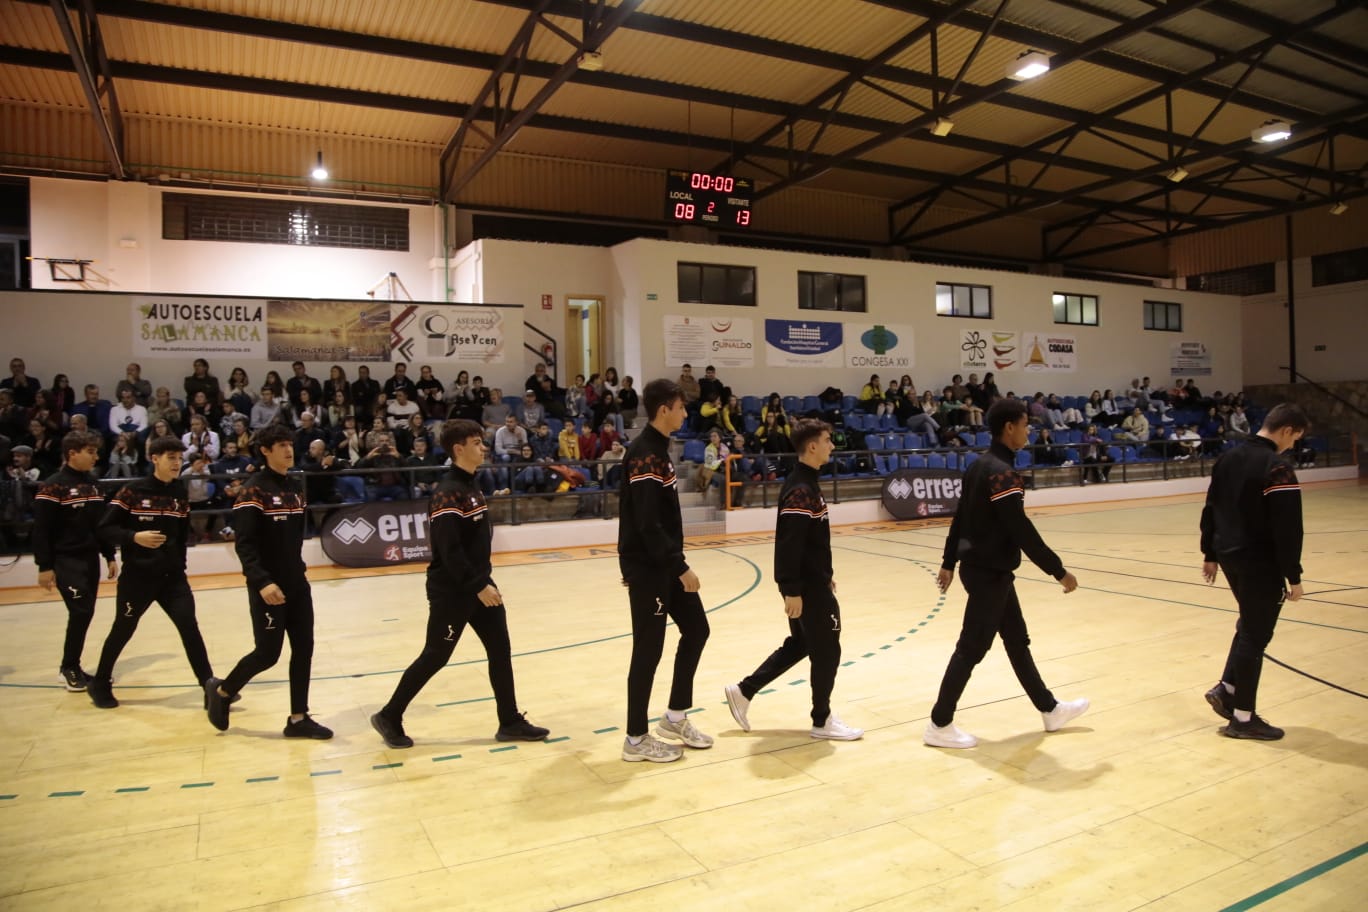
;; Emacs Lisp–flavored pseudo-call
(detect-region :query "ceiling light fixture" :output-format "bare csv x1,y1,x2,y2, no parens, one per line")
310,150,328,181
1007,50,1050,81
930,117,955,137
578,51,604,72
1329,201,1348,216
1166,166,1188,183
1251,120,1291,143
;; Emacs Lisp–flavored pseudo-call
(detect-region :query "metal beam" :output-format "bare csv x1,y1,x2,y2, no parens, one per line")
46,0,125,178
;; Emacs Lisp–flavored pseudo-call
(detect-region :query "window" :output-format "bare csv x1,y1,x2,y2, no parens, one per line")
1052,292,1099,326
677,261,756,306
1144,300,1182,331
1184,263,1275,295
1311,247,1368,287
163,193,409,251
935,282,991,318
798,271,866,311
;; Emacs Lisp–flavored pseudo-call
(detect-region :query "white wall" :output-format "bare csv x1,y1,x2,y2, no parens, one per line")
1240,260,1368,386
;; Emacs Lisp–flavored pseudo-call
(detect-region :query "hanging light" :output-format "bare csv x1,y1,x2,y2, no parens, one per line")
1007,50,1050,81
1251,120,1291,143
1329,201,1348,216
310,150,328,180
1166,166,1189,183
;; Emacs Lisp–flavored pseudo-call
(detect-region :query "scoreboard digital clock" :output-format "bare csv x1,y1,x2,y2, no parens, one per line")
665,170,753,227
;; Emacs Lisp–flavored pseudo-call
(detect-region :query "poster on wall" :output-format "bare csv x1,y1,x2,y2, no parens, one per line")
391,304,507,364
131,296,268,359
267,299,390,362
764,319,844,368
960,328,989,371
846,323,914,371
990,330,1020,371
663,315,755,368
1021,332,1077,372
1170,340,1212,376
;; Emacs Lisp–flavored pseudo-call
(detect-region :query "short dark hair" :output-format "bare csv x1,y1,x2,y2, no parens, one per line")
988,398,1029,439
1262,402,1310,434
251,423,294,458
792,418,832,455
440,419,484,454
60,430,103,459
643,379,684,422
147,435,187,457
292,361,304,368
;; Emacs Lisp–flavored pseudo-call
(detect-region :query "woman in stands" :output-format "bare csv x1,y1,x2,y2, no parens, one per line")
858,375,888,416
324,365,349,406
49,374,76,421
761,393,789,430
593,389,623,436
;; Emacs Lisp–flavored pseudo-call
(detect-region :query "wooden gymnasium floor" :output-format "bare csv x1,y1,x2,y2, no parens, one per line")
1,480,1365,911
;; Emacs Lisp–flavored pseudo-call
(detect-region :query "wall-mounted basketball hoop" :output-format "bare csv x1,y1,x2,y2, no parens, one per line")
27,257,93,282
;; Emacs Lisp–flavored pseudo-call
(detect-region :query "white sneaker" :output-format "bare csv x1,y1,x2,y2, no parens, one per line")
923,720,977,749
724,684,751,732
655,714,714,749
621,733,683,763
811,713,863,741
1042,697,1090,732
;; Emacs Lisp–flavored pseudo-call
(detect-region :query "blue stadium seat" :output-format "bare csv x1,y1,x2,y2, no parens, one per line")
841,395,857,411
865,433,886,451
782,395,802,413
802,395,821,413
681,439,706,463
1106,445,1122,463
741,395,761,415
874,453,897,475
546,417,563,436
1015,449,1032,469
1064,447,1081,463
883,433,904,451
974,431,991,447
902,453,928,469
926,453,946,469
961,452,978,470
845,413,866,431
876,414,895,432
743,415,760,434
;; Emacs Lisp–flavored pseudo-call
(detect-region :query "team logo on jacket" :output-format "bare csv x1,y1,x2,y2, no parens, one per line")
272,496,282,505
141,500,152,507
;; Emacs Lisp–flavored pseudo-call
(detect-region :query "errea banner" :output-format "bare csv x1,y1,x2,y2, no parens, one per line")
881,468,963,520
391,304,507,364
321,501,432,567
765,319,844,368
132,296,267,359
846,323,915,370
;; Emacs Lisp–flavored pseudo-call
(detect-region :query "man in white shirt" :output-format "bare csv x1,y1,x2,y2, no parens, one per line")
182,414,221,461
385,388,421,429
109,388,149,437
493,414,527,462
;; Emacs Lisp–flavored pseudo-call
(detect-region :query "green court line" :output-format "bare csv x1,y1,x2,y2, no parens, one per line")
180,782,212,789
1219,840,1368,912
593,726,618,734
841,661,855,667
787,679,806,686
879,644,892,649
432,754,461,762
490,745,517,753
49,791,83,797
545,736,571,743
372,763,402,770
116,786,150,793
760,688,776,695
862,652,875,658
246,776,278,783
0,794,16,800
896,636,905,641
309,770,341,777
436,696,495,707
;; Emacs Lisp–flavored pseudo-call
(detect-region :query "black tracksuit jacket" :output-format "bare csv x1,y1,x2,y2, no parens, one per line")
232,468,308,591
97,475,190,577
427,466,494,596
1199,436,1303,585
32,466,115,571
774,462,833,596
941,442,1065,579
617,424,688,583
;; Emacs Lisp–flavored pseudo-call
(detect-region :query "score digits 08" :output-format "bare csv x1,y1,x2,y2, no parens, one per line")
665,170,753,227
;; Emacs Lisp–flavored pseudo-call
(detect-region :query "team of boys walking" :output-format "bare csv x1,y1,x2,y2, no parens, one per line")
33,379,1311,751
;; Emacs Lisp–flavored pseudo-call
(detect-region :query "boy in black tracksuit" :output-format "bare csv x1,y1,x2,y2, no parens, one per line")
1199,403,1309,741
725,419,863,740
618,380,712,763
926,399,1089,749
33,431,117,691
87,435,214,708
204,424,331,739
370,419,548,749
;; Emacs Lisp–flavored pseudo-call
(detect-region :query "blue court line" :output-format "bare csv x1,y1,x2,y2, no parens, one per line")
1219,840,1368,912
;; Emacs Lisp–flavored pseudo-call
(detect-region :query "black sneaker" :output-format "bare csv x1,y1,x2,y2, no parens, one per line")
1221,714,1284,741
59,667,89,692
283,715,334,740
204,677,230,731
370,712,413,749
495,712,550,742
87,675,118,709
201,682,241,709
1204,683,1234,721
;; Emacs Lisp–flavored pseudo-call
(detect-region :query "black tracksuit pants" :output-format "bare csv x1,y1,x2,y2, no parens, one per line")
626,575,710,737
380,585,520,726
53,553,100,671
738,584,842,727
95,574,212,684
931,564,1057,727
221,578,314,715
1219,560,1286,714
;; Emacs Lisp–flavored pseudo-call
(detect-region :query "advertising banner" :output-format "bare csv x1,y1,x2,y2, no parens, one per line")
960,328,989,371
988,330,1019,371
131,295,268,359
391,304,507,364
320,501,433,568
1170,340,1212,376
663,315,755,368
881,467,963,520
764,319,844,368
846,323,914,371
267,299,391,362
1021,332,1077,372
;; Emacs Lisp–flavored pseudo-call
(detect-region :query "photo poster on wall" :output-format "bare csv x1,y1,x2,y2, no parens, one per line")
764,319,844,368
961,328,1021,372
130,295,268,359
1021,331,1077,372
845,323,914,371
662,315,755,368
391,304,507,364
267,299,391,362
1170,340,1212,376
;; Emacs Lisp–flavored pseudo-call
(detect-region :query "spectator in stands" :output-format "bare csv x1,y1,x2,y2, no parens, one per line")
357,437,408,502
519,390,545,430
300,439,344,505
601,367,621,399
104,431,142,479
406,435,443,498
182,413,220,461
285,361,322,412
2,357,41,407
228,415,252,456
1044,394,1070,430
1117,407,1150,443
29,389,65,435
698,428,731,505
112,364,151,408
698,366,724,406
181,452,217,542
584,373,602,417
1227,404,1252,440
415,365,445,419
494,414,528,463
530,421,558,462
524,363,551,403
565,374,588,420
334,416,366,466
593,389,623,435
1127,378,1150,412
577,420,602,466
482,389,511,440
979,372,1001,410
961,394,985,430
293,412,327,457
144,419,173,460
323,365,349,408
884,378,903,412
261,369,285,400
1027,393,1049,427
50,374,76,418
323,389,352,430
1080,424,1112,483
69,385,112,438
939,387,967,428
1033,427,1066,466
537,376,567,420
964,374,983,410
949,374,968,401
351,364,381,424
858,375,887,415
225,367,255,416
601,437,626,490
184,358,221,406
756,410,793,476
110,388,150,438
1101,388,1121,424
698,390,734,436
397,413,430,457
447,369,475,420
1173,425,1200,460
291,388,321,427
677,364,701,405
558,420,581,461
761,393,790,431
7,445,40,487
212,439,251,476
598,418,621,455
186,389,224,432
898,385,941,438
1198,406,1225,455
250,386,282,430
386,388,421,430
619,375,639,424
383,362,418,402
22,418,62,475
509,442,548,494
1084,390,1109,427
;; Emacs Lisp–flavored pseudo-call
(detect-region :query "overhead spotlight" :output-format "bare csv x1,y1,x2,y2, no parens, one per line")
1329,201,1348,216
310,150,328,181
1251,120,1291,143
1166,166,1189,183
1007,50,1050,81
930,117,955,137
577,50,604,71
